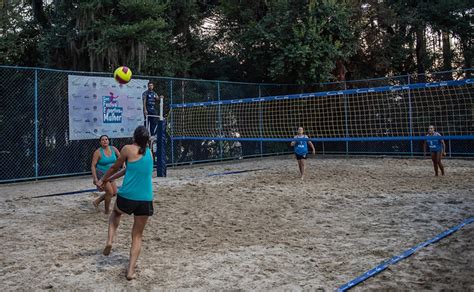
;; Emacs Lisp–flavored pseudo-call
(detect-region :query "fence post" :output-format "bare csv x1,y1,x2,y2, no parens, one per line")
258,85,263,156
344,82,349,156
170,79,174,166
34,68,39,180
448,139,452,158
181,80,185,163
217,81,223,160
408,75,414,157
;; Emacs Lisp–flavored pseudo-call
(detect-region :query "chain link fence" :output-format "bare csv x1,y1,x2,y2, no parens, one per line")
0,66,472,182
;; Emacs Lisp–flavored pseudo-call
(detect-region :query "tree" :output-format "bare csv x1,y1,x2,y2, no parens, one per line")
215,0,358,84
0,1,41,66
420,0,473,77
349,0,472,80
33,0,173,73
1,0,470,81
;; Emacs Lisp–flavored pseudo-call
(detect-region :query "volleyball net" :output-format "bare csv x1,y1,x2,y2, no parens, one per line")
1,66,472,182
169,79,474,143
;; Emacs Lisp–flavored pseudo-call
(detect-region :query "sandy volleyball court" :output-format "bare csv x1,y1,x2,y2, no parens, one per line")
0,156,473,290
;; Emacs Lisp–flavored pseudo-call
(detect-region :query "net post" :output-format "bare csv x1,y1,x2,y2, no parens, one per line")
217,81,223,160
448,139,452,158
145,115,149,133
156,118,167,177
408,75,414,157
344,82,349,156
34,68,39,180
155,82,167,177
159,96,164,121
169,79,174,166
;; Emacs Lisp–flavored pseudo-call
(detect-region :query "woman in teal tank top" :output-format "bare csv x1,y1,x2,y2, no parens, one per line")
91,135,120,214
97,126,154,281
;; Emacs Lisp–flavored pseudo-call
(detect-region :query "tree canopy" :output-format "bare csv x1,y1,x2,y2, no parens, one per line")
1,0,472,83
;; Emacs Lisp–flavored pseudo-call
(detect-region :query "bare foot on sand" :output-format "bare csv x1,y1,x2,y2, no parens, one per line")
126,272,137,281
103,245,112,256
92,200,99,212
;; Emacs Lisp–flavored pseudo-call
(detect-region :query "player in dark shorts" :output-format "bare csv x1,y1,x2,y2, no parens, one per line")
290,127,316,180
423,125,446,176
97,126,154,280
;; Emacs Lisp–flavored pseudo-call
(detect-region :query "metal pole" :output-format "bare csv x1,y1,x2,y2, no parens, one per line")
258,85,263,156
146,115,149,133
448,139,452,158
408,75,414,157
159,95,164,121
181,80,184,163
217,82,223,160
34,69,39,179
156,117,167,177
170,79,174,165
344,82,349,156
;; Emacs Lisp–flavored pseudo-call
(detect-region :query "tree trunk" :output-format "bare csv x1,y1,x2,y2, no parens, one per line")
334,59,346,82
415,25,426,81
31,0,50,29
460,36,472,79
442,30,452,80
405,29,415,75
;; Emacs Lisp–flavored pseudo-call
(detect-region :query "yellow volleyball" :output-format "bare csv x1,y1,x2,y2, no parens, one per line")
113,66,132,84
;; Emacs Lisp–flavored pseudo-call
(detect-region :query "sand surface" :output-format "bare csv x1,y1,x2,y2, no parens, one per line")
0,156,473,291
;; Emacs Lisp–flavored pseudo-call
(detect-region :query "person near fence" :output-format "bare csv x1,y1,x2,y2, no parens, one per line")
290,127,316,180
97,125,154,281
142,81,163,137
424,125,446,176
91,135,120,214
231,131,243,159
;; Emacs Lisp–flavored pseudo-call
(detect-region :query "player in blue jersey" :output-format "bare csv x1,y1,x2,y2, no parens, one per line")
290,127,316,180
423,125,446,176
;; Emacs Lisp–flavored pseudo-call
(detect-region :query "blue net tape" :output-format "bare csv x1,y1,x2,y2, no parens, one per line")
206,168,266,177
32,188,98,198
171,79,473,108
337,217,474,291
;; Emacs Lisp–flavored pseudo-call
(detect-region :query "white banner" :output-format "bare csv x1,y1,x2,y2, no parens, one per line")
68,75,149,140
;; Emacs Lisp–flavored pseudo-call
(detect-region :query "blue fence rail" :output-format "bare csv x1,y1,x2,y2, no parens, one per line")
0,66,472,183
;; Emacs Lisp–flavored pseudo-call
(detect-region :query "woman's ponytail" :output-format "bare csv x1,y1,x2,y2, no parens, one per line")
133,126,150,154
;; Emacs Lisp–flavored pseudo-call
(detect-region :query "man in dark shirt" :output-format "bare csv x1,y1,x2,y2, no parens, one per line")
142,82,163,136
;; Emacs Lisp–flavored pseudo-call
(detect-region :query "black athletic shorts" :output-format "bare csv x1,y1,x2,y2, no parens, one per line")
295,154,307,160
116,195,154,216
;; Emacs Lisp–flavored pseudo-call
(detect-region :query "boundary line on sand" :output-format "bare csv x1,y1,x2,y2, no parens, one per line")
337,216,474,291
